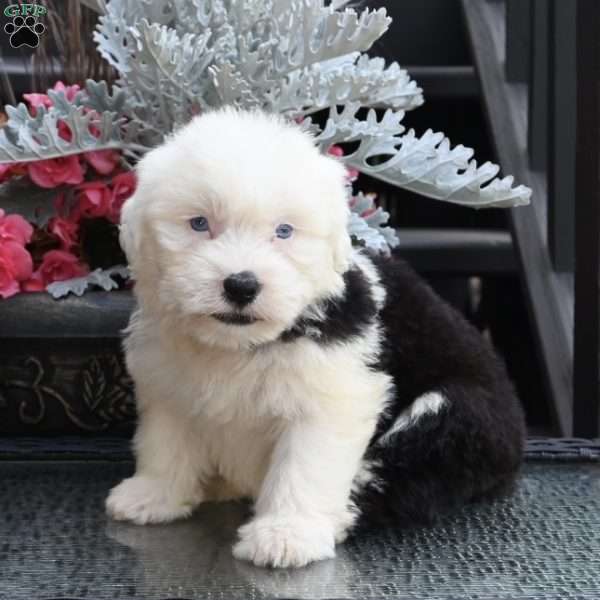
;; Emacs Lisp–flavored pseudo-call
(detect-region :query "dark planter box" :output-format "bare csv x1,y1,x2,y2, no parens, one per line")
0,291,136,435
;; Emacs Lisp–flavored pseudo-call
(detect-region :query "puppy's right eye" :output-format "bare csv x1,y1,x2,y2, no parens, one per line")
190,216,209,232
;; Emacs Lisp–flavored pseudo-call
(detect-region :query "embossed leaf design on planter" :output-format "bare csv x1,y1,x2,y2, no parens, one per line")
0,353,135,433
83,357,107,412
80,354,135,424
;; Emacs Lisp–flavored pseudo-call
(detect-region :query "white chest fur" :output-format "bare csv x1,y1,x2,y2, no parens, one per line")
124,311,391,497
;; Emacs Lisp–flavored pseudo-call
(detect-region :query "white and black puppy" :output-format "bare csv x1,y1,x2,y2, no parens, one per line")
107,108,525,568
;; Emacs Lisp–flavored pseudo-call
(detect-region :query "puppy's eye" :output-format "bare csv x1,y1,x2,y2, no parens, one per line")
275,223,294,239
190,216,209,232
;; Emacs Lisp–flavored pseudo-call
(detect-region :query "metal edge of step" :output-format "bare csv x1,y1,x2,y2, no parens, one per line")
0,436,598,462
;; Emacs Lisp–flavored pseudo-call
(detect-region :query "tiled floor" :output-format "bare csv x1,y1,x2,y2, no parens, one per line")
1,461,600,600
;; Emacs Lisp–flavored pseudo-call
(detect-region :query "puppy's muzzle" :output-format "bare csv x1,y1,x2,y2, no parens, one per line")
223,271,261,307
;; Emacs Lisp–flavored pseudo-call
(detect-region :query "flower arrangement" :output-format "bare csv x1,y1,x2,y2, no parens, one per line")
0,0,532,300
0,82,134,299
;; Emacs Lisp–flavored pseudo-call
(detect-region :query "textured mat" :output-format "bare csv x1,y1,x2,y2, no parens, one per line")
1,461,600,600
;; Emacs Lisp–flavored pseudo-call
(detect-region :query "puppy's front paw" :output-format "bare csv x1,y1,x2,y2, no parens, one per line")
106,475,194,525
232,514,335,568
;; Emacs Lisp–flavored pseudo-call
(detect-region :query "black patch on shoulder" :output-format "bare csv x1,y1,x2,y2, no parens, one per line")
280,267,377,345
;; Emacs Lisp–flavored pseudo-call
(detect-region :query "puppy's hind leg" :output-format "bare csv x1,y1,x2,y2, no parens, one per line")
106,399,210,525
355,383,525,527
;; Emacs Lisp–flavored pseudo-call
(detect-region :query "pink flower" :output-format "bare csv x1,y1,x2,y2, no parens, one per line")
22,250,88,292
0,163,26,183
84,122,121,175
22,92,53,114
0,163,12,183
84,149,121,176
73,180,112,220
108,171,136,223
23,81,81,116
327,145,344,158
58,120,73,142
346,167,359,182
27,155,85,188
0,241,33,299
327,145,359,180
0,209,33,246
360,207,377,218
53,81,81,102
49,217,79,251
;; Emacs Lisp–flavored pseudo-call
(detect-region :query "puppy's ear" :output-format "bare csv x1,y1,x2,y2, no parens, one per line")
119,192,143,269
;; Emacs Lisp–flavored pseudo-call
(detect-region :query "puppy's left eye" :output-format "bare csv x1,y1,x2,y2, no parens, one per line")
190,216,209,232
275,223,294,239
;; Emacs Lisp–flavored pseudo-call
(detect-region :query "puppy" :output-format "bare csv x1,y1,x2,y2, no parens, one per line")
107,108,525,568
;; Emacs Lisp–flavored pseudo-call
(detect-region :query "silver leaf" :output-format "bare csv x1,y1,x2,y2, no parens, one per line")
1,0,532,268
319,105,531,208
46,265,131,299
0,102,125,162
349,191,398,253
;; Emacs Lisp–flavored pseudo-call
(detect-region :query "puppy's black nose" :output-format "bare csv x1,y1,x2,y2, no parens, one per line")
223,271,261,307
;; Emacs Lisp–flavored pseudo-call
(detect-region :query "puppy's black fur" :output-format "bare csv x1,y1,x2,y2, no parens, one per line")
358,254,525,527
281,267,378,344
287,253,525,528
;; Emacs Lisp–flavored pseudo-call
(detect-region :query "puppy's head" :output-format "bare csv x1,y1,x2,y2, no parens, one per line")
121,108,352,350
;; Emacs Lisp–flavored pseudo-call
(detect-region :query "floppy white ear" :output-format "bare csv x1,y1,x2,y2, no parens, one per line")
119,192,142,269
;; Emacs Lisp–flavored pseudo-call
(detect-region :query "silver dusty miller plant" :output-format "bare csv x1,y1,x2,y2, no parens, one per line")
0,0,531,294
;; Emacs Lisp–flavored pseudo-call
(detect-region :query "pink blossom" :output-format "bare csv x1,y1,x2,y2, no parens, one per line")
0,162,27,183
327,145,359,180
0,241,33,299
23,85,77,143
23,81,81,115
85,123,121,175
20,273,45,292
0,163,12,183
0,163,26,183
360,207,377,218
84,149,121,176
73,180,112,220
27,155,85,188
22,92,53,113
0,209,33,246
53,81,81,101
49,217,79,251
58,121,73,142
346,167,359,182
108,171,136,223
22,250,88,292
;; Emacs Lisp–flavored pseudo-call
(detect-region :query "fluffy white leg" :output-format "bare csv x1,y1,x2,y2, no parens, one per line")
233,419,370,568
106,403,208,525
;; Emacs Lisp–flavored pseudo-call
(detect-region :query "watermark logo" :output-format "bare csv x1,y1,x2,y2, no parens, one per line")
3,4,47,49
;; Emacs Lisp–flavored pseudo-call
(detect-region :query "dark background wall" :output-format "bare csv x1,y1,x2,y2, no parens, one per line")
369,0,470,65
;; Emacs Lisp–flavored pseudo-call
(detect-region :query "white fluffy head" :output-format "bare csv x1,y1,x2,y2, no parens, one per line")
121,108,352,350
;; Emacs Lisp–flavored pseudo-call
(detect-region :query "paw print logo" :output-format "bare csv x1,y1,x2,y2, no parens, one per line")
4,15,45,49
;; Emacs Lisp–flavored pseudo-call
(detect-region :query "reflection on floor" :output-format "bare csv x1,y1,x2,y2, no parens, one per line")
1,461,600,600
